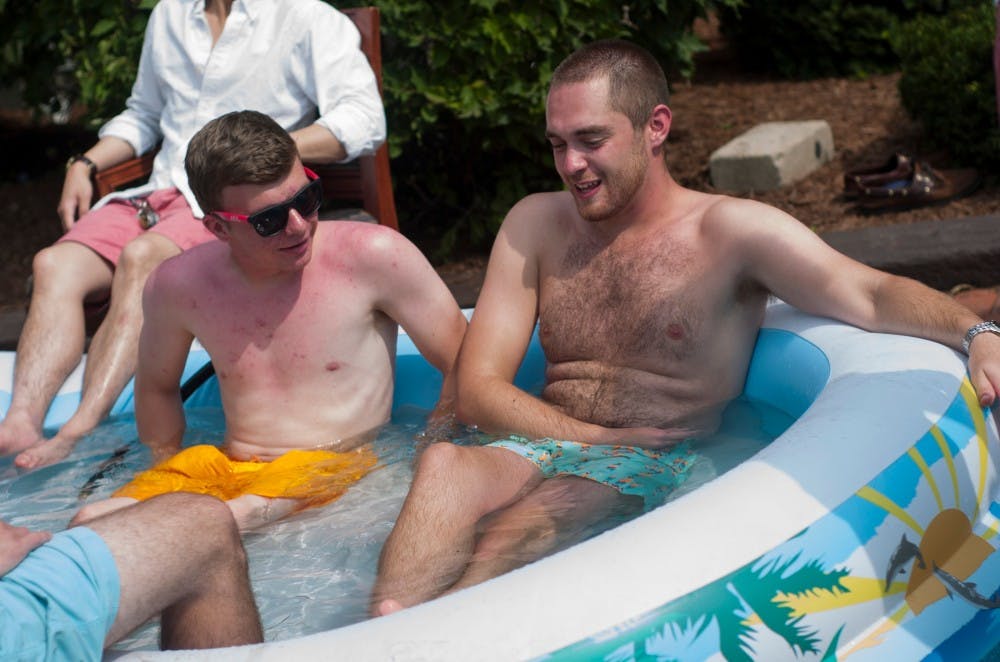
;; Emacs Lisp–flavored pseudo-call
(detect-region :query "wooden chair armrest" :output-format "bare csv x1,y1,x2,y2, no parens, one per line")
93,152,157,200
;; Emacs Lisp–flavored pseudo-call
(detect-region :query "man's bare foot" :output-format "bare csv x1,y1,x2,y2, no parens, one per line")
14,434,79,469
0,411,45,457
373,598,405,617
70,497,139,526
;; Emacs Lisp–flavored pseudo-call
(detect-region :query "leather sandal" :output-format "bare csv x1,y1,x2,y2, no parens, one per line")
950,284,1000,320
843,152,914,199
855,161,981,213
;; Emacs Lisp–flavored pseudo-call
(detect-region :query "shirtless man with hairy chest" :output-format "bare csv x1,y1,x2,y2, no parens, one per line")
538,197,767,435
370,40,1000,615
73,111,466,531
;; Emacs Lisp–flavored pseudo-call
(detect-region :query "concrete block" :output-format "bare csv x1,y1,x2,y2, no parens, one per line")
709,120,834,193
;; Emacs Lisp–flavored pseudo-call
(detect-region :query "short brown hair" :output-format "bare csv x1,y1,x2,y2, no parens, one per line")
185,110,298,213
550,40,670,129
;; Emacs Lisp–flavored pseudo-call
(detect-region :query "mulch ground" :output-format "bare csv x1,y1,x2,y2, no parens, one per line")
666,68,998,234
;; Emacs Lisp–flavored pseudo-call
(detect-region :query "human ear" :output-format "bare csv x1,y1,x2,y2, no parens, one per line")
203,214,231,242
648,104,672,149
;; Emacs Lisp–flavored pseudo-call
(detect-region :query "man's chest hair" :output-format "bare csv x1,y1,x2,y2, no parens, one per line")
540,237,708,362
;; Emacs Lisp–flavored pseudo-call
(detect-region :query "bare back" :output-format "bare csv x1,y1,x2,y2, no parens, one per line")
536,191,767,435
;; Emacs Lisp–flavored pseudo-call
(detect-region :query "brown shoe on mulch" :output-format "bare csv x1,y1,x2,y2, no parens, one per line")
856,161,981,213
950,284,1000,320
843,152,914,200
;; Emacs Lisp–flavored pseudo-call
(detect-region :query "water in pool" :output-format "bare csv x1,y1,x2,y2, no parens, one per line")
0,397,792,652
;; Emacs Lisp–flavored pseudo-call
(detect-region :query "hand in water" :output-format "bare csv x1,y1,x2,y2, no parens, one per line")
599,425,698,449
0,520,51,576
414,412,464,453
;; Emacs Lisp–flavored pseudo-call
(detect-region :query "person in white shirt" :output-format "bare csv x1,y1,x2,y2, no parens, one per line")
0,0,386,469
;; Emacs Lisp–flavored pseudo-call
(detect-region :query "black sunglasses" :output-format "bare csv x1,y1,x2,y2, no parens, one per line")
212,167,323,237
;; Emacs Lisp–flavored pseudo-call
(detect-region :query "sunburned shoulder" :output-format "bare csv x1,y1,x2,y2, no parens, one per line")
143,240,226,299
312,221,423,266
151,240,226,282
314,219,407,250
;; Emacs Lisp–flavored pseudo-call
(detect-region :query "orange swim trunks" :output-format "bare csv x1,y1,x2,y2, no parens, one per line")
112,444,377,509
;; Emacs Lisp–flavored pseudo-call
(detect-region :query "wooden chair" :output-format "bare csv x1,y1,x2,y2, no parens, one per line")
93,6,398,230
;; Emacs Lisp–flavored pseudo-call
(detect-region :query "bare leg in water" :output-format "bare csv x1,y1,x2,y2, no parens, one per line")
370,443,542,616
82,492,263,648
443,475,641,595
370,442,635,615
73,494,301,533
9,234,181,469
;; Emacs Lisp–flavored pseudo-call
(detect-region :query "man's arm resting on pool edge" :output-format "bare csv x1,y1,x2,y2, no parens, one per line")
134,270,192,463
720,197,1000,406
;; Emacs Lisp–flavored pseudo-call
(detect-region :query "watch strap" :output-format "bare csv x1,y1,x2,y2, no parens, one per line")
67,154,97,175
962,320,1000,354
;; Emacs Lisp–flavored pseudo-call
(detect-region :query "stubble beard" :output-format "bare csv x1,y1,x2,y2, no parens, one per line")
573,140,648,224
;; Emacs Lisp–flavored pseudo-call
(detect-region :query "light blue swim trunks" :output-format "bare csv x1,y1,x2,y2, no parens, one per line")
489,436,696,511
0,526,120,662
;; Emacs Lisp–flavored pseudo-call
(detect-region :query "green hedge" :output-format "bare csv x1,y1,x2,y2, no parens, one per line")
0,0,153,122
717,0,977,79
0,0,737,258
894,4,999,170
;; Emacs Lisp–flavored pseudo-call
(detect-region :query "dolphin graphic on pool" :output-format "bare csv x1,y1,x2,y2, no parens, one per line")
932,563,1000,610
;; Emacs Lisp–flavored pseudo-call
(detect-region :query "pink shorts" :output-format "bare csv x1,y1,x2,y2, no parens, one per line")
58,188,215,266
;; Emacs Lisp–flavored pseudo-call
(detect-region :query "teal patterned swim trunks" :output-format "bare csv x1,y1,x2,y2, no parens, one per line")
488,436,696,511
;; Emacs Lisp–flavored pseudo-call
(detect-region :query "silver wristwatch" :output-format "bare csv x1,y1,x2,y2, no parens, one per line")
962,320,1000,354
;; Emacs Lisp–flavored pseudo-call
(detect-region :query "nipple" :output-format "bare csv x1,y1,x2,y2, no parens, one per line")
666,323,684,340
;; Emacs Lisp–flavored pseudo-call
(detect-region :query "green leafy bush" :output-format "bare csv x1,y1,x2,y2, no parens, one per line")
0,0,152,123
894,4,999,169
717,0,975,79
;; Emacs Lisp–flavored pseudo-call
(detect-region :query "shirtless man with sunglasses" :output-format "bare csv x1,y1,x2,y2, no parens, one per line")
73,111,466,531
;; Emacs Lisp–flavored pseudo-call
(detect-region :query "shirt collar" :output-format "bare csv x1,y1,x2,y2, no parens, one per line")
191,0,260,23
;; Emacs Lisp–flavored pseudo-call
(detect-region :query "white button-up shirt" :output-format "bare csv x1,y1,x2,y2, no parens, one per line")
98,0,386,216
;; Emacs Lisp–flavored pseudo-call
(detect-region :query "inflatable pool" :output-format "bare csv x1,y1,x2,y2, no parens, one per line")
3,302,999,660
